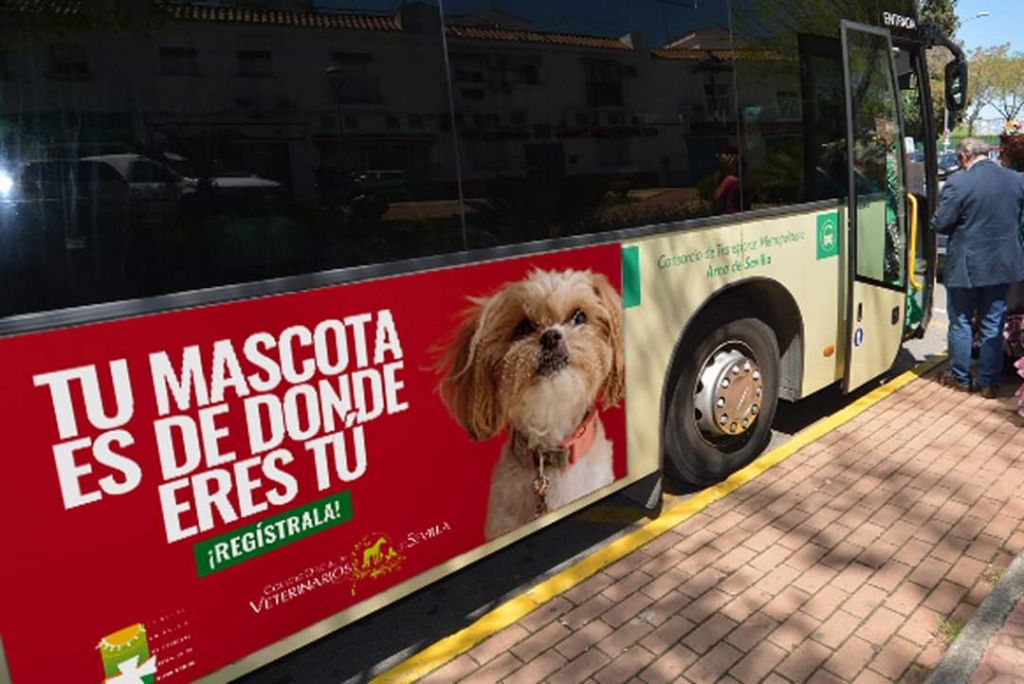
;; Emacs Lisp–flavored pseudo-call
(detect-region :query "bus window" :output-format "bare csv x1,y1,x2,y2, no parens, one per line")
729,0,921,212
846,29,907,288
0,1,464,319
896,48,928,197
443,0,734,246
730,5,850,208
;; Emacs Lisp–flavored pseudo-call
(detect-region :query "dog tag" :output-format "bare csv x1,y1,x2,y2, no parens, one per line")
533,475,550,516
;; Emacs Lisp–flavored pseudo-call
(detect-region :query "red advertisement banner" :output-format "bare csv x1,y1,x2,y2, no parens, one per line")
0,245,626,683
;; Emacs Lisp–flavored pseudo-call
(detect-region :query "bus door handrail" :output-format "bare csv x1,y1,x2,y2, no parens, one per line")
907,191,922,291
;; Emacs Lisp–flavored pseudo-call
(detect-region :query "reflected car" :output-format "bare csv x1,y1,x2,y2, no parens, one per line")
82,154,195,223
0,159,131,251
160,153,282,198
351,170,410,197
0,167,13,198
314,168,409,222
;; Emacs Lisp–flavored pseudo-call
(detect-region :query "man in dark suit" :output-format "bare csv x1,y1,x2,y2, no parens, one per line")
933,137,1024,397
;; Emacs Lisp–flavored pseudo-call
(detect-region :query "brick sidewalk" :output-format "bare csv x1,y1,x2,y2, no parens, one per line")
411,368,1024,683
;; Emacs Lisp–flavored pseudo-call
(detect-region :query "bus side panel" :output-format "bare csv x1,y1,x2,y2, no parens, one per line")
623,205,849,472
0,246,632,684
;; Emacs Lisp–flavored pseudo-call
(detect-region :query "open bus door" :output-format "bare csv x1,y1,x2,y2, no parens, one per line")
841,21,909,391
896,43,936,340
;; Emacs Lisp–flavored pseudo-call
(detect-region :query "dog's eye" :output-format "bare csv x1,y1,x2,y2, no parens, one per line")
513,318,534,340
570,309,587,326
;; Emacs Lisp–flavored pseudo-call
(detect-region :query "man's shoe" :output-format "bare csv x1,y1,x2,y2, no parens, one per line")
979,385,1000,399
939,371,973,393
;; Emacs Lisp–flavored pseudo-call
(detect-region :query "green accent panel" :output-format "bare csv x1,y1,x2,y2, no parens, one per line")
622,245,641,308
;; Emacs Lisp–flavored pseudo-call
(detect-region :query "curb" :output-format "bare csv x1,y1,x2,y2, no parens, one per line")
925,549,1024,683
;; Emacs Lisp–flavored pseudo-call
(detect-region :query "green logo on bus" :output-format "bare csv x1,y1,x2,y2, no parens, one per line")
816,212,840,260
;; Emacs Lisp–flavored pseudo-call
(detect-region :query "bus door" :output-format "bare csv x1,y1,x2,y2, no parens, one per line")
840,21,909,391
894,43,937,337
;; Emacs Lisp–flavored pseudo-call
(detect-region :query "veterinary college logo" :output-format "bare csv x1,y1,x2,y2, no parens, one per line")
349,532,404,596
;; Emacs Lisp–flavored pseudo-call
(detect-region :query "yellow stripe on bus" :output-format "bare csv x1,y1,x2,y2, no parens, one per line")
370,354,947,684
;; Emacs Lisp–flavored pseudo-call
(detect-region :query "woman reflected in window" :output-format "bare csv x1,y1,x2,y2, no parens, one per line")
713,148,741,215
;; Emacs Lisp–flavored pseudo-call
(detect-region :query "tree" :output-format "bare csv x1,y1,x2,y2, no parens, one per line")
919,0,959,35
919,0,962,135
963,45,1003,135
987,49,1024,123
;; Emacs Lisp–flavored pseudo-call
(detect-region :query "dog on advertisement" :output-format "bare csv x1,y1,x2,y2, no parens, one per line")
436,268,625,541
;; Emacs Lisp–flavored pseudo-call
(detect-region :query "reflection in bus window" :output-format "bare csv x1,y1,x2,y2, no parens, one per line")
846,29,907,288
897,48,928,198
443,0,734,246
0,0,463,318
730,3,852,208
0,0,930,321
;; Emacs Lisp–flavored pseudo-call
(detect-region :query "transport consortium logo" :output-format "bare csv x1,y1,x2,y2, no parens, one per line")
817,212,840,260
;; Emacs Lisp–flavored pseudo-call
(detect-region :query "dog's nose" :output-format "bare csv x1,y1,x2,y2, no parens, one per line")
540,329,562,350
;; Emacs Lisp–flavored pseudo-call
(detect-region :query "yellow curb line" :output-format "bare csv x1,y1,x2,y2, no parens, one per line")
371,354,948,683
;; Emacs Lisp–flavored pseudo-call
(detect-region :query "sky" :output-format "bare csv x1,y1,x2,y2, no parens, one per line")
956,0,1019,52
955,0,1020,120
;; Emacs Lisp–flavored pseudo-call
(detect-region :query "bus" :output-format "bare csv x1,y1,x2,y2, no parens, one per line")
0,1,964,682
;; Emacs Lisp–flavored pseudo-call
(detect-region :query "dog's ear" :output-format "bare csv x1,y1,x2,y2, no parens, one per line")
435,297,504,441
592,273,625,408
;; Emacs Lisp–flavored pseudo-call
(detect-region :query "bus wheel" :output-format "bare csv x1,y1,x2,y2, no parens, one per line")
664,315,780,486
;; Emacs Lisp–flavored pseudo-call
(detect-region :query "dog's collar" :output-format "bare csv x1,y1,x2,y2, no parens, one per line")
512,403,600,471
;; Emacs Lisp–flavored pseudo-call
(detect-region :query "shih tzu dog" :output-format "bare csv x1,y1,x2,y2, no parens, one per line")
436,268,625,541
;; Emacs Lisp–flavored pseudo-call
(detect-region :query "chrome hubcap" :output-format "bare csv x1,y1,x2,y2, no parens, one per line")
694,344,763,438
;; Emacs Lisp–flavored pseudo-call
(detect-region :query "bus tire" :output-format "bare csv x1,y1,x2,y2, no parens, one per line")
664,314,780,486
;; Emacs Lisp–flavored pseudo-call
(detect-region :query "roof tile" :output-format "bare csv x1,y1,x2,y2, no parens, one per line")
652,48,786,62
164,4,401,31
445,24,632,51
0,0,82,15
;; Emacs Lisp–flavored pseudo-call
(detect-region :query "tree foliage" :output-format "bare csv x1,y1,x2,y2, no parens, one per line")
919,0,962,135
919,0,959,36
962,45,1003,134
986,48,1024,124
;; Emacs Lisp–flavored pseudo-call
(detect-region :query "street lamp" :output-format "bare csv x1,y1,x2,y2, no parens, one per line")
943,10,990,150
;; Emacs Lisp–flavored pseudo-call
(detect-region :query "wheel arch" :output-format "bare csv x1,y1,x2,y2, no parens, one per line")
659,277,805,465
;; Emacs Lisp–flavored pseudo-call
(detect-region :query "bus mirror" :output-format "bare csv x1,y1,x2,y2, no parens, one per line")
945,60,968,112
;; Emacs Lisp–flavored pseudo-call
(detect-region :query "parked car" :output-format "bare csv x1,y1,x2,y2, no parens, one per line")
937,150,960,184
